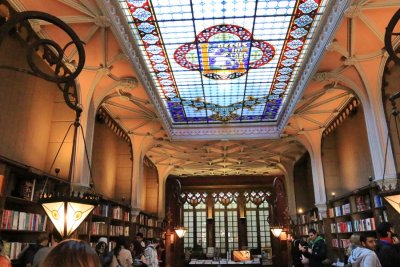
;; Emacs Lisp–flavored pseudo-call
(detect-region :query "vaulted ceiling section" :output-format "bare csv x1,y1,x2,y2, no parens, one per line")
4,0,400,176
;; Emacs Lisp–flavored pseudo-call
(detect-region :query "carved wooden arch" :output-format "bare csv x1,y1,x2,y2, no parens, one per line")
273,176,290,226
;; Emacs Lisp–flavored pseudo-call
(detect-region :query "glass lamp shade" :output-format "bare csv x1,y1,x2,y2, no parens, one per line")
40,194,98,238
174,227,187,238
384,194,400,214
271,226,283,238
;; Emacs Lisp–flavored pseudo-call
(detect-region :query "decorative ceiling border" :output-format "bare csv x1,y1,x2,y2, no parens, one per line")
100,0,174,136
101,0,349,140
277,0,350,133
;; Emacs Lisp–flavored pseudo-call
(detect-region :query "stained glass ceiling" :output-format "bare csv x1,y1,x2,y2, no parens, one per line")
118,0,329,125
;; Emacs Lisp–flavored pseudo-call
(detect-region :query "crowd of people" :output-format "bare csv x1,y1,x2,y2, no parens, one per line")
291,222,400,267
0,230,164,267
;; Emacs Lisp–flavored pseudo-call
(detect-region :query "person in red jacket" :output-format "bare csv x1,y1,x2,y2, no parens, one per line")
0,239,12,267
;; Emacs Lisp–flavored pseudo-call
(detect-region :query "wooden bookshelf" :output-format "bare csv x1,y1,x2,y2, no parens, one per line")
325,185,387,262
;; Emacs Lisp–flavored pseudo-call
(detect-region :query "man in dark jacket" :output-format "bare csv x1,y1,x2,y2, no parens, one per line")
289,235,302,267
301,229,327,267
376,222,400,267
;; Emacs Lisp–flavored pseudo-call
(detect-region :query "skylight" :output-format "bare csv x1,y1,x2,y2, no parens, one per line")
118,0,329,125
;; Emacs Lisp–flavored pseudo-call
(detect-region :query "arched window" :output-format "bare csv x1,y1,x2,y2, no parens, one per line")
213,192,239,253
245,191,272,249
182,192,207,251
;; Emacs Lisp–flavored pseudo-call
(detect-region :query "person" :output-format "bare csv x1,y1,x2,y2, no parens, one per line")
112,236,133,267
143,238,160,267
32,229,62,267
298,240,309,266
345,234,361,266
300,229,327,267
0,239,12,267
41,239,101,267
95,237,113,267
134,232,146,259
375,222,400,267
289,235,302,267
17,232,49,267
347,233,381,267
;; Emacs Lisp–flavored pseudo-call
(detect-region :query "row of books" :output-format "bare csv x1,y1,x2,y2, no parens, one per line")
93,204,109,217
331,221,353,233
1,210,47,231
374,195,384,208
91,222,108,235
111,206,130,221
331,217,376,233
330,203,351,218
4,242,29,260
331,238,351,249
353,218,375,232
354,195,371,212
109,225,129,236
376,210,388,223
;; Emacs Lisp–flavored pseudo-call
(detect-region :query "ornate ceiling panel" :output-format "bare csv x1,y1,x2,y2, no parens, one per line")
117,0,329,125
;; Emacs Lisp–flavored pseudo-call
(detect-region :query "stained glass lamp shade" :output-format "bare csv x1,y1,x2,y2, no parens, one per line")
270,226,283,238
384,195,400,214
40,194,97,238
174,227,187,238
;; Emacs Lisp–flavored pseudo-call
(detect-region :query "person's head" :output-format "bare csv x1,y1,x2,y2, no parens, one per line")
360,233,377,251
151,238,161,248
136,232,144,241
349,234,361,246
95,241,107,255
37,233,49,246
308,229,318,241
299,240,308,250
41,239,101,267
377,222,394,238
114,236,133,256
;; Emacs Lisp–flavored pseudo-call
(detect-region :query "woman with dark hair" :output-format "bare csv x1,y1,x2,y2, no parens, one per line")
112,236,133,267
41,239,101,267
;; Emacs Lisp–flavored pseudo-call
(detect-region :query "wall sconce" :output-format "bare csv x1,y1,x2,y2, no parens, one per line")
170,232,175,244
297,208,303,214
174,226,187,238
207,205,213,219
279,231,288,241
239,204,246,219
270,225,283,238
331,192,336,198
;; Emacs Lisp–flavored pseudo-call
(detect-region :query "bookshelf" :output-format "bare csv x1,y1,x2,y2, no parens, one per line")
325,185,387,262
0,157,69,263
295,207,325,239
136,211,163,240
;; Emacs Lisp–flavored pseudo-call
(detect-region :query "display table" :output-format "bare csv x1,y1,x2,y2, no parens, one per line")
189,259,261,266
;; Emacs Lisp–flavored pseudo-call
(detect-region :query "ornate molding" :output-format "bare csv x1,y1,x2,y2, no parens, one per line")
278,0,350,134
171,124,280,140
99,0,174,135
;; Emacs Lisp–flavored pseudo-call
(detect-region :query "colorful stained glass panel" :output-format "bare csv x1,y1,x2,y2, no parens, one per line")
118,0,329,124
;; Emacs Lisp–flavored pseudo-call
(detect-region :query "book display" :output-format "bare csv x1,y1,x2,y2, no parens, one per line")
0,156,164,258
0,157,69,263
325,185,387,262
294,207,324,238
